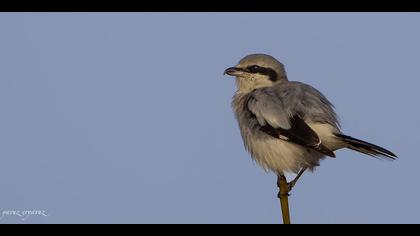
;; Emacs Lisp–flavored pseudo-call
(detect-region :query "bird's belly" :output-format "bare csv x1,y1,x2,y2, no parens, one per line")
245,137,324,174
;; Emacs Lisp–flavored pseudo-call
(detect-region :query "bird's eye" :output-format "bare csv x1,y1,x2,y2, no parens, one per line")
248,65,261,72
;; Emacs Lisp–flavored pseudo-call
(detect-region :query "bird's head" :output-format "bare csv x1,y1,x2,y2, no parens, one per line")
224,54,288,92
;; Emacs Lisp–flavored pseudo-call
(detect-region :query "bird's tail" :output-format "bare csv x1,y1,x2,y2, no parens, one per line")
335,134,397,160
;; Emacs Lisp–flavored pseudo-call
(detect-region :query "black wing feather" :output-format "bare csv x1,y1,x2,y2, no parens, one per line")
260,115,336,158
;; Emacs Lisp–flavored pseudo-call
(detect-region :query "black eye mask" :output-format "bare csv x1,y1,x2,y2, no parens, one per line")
246,65,278,82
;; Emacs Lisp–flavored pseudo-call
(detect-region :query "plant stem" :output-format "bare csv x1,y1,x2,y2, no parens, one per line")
277,175,291,224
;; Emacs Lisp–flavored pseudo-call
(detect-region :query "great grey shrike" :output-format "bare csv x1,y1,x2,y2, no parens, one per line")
224,53,396,192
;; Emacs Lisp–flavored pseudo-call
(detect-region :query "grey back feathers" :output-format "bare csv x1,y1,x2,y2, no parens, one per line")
246,81,341,137
285,82,339,128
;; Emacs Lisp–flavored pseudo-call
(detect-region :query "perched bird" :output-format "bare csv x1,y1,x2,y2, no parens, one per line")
224,54,397,192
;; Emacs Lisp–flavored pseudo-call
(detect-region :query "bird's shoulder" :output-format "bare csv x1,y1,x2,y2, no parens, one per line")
273,81,326,97
251,81,316,96
249,81,324,108
249,80,340,128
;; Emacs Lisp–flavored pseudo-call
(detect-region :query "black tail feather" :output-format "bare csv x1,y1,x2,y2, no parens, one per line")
335,134,397,160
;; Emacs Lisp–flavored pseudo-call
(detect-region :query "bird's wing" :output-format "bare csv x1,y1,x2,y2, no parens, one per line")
247,89,335,157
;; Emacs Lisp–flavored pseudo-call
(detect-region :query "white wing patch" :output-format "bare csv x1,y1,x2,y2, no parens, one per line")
278,134,289,140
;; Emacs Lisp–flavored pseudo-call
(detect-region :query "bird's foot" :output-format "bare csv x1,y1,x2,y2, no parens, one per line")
277,180,297,198
287,180,298,193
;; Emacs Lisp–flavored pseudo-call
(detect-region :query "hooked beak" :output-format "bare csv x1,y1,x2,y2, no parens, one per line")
224,67,244,76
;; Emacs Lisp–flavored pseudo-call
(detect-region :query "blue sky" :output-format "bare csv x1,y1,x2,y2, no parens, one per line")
0,13,419,223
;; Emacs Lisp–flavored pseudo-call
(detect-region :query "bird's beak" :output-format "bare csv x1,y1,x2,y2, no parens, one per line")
224,67,244,76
